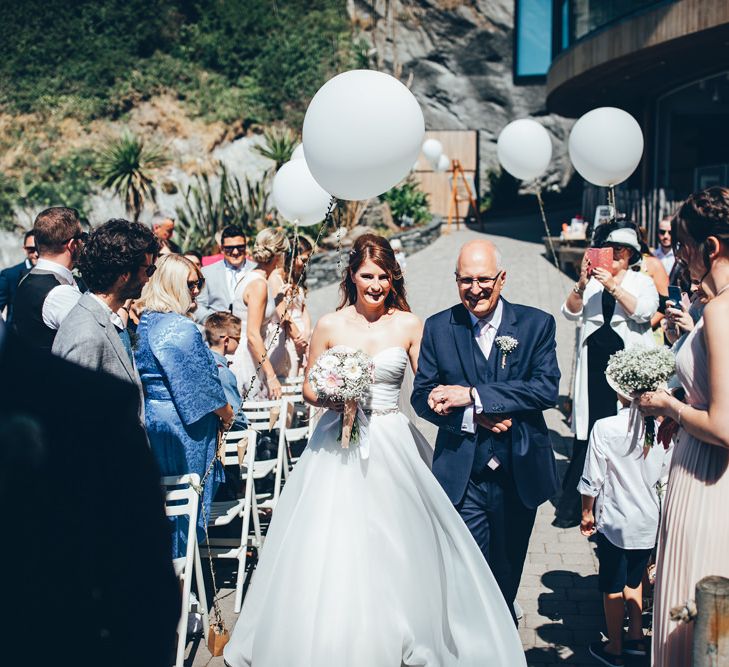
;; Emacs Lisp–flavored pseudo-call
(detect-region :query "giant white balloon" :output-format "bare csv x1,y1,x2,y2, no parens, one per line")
435,153,451,173
272,160,332,227
568,107,644,187
497,119,552,181
422,138,443,165
291,143,305,161
303,70,425,200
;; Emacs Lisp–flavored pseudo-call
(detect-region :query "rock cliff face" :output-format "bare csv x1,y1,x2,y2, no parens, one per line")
351,0,573,190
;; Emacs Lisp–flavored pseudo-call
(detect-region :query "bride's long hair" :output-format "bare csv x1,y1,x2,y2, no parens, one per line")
338,233,410,312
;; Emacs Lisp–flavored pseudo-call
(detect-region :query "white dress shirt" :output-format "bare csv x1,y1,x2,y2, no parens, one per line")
225,260,247,296
36,258,82,330
577,407,672,549
89,293,126,329
654,246,675,277
460,300,503,435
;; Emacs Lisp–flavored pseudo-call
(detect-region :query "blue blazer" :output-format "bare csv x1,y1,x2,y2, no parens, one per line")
0,260,30,325
411,298,560,509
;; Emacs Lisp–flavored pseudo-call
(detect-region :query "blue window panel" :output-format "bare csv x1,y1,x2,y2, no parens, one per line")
515,0,553,78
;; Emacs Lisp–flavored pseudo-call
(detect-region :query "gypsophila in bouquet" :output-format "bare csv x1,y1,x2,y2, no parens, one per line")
308,348,375,448
605,346,676,447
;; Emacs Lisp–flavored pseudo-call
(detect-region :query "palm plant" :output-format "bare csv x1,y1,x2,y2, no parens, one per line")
253,126,298,171
97,133,168,221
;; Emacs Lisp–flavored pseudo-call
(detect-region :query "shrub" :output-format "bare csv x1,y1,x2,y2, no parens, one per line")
380,178,432,226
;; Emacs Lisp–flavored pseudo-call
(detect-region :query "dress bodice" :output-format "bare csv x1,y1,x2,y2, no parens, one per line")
333,346,408,412
232,272,276,333
675,318,709,410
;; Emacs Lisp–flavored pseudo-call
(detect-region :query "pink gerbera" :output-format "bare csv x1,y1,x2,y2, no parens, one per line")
323,371,344,392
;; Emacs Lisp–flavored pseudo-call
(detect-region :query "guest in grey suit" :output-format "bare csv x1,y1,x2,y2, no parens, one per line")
53,219,160,416
195,224,253,323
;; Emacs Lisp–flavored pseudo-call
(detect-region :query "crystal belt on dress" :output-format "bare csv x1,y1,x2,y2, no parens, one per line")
362,407,400,416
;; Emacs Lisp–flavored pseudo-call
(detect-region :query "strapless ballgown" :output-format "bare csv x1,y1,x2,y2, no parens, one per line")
224,346,526,666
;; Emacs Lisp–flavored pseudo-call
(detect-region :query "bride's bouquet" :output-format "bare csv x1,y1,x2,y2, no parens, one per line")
308,348,375,448
605,346,676,448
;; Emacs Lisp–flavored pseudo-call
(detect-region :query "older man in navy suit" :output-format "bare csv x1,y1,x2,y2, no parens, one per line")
412,239,560,624
0,230,38,324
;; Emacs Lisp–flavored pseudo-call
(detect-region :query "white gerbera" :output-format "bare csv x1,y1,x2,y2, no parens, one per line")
343,359,363,380
318,353,339,370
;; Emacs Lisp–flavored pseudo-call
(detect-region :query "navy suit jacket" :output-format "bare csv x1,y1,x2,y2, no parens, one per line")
0,260,30,324
411,298,560,509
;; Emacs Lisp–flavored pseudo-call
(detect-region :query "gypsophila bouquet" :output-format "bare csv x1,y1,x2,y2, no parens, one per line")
495,335,519,369
605,346,676,447
308,348,375,448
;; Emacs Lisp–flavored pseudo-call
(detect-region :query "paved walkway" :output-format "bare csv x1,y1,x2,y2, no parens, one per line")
190,215,605,666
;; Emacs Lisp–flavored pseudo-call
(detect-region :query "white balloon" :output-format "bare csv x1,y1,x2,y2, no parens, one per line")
435,153,451,173
497,119,552,181
291,143,305,161
272,160,332,227
422,138,443,165
303,70,425,200
568,107,644,187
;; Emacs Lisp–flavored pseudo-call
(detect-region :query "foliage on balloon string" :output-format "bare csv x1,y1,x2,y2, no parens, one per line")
191,196,337,628
253,126,299,172
175,165,271,253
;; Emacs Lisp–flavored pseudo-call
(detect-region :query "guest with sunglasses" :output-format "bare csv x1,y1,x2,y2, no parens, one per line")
13,207,87,353
135,254,234,557
53,219,159,421
653,214,676,276
0,229,38,325
194,224,254,324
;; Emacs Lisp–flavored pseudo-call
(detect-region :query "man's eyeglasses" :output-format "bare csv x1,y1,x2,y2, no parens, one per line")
187,277,205,291
140,263,156,278
222,244,246,255
658,229,671,236
455,272,502,289
62,231,89,245
23,245,38,254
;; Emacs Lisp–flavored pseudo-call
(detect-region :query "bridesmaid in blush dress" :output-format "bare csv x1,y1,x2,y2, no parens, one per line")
638,187,729,666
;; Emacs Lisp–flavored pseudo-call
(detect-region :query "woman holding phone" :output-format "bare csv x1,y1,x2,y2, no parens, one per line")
554,223,660,527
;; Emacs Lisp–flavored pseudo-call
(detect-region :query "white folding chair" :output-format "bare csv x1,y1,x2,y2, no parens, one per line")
201,429,259,613
242,398,288,510
161,473,209,667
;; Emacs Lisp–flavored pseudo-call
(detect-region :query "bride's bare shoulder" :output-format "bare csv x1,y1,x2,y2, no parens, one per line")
393,309,423,332
314,309,348,332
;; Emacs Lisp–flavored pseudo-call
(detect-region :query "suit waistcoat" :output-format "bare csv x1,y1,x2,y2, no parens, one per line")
13,270,61,354
471,335,513,474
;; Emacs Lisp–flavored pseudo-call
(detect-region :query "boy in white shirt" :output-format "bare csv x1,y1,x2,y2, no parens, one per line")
579,397,672,667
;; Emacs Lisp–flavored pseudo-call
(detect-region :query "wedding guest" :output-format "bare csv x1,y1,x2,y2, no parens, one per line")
184,248,203,268
653,214,676,276
0,321,180,667
195,225,253,323
230,227,290,399
638,186,729,666
52,220,159,419
555,224,659,528
579,395,672,665
204,311,248,431
0,230,38,324
151,210,180,254
283,234,313,376
13,207,86,353
135,254,234,556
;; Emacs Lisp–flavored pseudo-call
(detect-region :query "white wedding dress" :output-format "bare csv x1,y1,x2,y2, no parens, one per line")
224,346,526,666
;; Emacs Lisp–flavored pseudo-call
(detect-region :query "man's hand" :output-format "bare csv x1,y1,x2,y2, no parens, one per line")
428,385,472,415
475,413,513,433
580,510,596,537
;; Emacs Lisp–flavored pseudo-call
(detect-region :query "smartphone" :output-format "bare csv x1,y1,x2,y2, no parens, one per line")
586,247,613,275
667,285,683,310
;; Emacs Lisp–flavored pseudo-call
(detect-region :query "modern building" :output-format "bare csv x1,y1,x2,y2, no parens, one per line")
514,0,729,230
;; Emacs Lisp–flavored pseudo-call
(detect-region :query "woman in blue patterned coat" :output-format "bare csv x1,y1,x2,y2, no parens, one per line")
136,254,234,556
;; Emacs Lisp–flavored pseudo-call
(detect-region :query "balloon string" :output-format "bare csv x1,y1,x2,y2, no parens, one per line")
536,189,559,269
608,186,617,219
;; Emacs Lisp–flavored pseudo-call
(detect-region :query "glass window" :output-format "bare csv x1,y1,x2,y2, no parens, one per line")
515,0,553,79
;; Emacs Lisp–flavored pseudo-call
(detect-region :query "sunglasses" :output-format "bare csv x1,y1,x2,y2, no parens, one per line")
24,245,38,253
62,231,89,244
187,278,205,291
658,229,671,236
222,244,246,255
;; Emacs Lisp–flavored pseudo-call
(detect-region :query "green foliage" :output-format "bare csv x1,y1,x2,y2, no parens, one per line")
17,150,98,217
0,175,20,231
175,165,271,253
97,133,168,221
380,179,432,226
253,127,299,172
480,168,520,213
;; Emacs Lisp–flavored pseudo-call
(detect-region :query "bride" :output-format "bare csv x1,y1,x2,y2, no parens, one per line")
224,234,526,666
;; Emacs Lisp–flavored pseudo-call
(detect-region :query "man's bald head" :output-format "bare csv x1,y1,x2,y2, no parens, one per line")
456,240,502,274
455,239,506,318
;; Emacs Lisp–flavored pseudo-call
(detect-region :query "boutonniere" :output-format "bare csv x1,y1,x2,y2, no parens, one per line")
495,335,518,369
